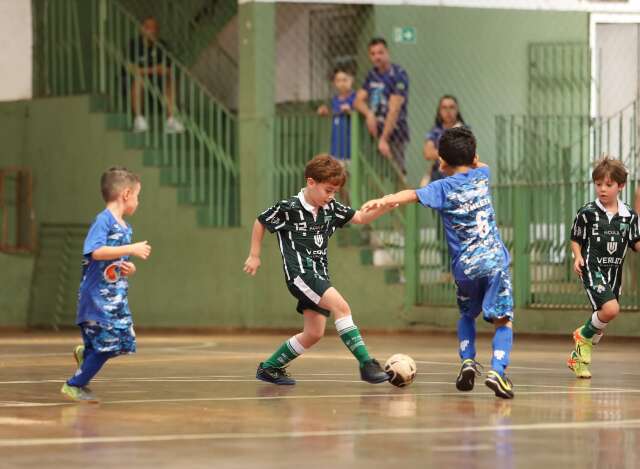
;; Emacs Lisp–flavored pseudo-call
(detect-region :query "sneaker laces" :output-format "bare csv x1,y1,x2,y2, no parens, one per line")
469,360,484,376
274,366,291,378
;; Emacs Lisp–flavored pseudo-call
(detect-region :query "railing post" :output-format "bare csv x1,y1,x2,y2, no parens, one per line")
512,183,531,308
349,112,361,209
404,202,419,311
98,0,107,94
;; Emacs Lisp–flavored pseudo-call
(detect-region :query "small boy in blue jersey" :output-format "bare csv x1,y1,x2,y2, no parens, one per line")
317,66,356,161
61,167,152,402
363,127,515,399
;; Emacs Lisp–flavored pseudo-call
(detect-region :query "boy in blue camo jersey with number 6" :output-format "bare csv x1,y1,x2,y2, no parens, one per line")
363,127,515,399
61,167,152,402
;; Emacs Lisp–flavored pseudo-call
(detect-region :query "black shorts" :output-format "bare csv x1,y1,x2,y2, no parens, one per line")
582,268,621,311
287,274,332,317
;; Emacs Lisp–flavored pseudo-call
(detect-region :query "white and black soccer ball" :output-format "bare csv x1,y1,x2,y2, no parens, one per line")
384,354,417,387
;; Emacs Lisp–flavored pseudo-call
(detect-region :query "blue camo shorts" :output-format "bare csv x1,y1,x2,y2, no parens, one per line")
455,269,514,323
81,321,137,355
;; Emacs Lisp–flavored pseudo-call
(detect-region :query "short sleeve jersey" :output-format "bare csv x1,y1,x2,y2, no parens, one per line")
415,166,510,281
570,200,640,272
330,91,356,160
76,209,133,327
362,63,409,142
258,190,356,282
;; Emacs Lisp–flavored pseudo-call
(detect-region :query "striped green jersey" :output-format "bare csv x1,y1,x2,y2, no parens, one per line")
571,199,640,277
258,190,356,282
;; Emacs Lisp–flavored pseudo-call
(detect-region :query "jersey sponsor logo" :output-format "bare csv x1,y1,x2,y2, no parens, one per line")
607,242,618,255
596,256,623,265
314,234,324,247
594,284,606,294
305,248,327,256
459,197,491,214
103,263,121,283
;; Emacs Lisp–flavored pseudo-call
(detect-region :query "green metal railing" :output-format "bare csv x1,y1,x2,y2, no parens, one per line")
34,0,239,227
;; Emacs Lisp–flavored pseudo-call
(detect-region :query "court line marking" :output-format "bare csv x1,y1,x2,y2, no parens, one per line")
0,375,637,393
1,418,640,447
3,388,640,408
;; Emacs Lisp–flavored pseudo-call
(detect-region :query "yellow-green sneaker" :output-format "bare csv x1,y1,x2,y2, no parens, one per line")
485,370,514,399
572,328,593,364
60,382,99,403
567,351,592,379
73,345,85,368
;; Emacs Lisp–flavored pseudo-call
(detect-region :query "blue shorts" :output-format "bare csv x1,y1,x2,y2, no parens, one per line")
455,270,514,323
81,322,137,355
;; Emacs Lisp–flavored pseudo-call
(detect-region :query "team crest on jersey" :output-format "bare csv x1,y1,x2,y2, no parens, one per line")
607,242,618,255
314,234,323,247
103,263,121,283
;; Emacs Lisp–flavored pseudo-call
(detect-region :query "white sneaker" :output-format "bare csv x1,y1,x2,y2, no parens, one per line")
165,117,185,134
133,115,149,133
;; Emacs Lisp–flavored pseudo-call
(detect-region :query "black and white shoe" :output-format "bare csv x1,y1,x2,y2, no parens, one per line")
456,359,484,392
360,359,390,384
256,363,296,385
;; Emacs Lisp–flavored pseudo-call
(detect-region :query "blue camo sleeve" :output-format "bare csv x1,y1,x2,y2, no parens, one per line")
83,213,111,257
416,182,445,210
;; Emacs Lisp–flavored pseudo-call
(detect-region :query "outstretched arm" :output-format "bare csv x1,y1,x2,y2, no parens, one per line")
92,242,151,261
351,203,397,225
362,190,419,214
244,220,265,276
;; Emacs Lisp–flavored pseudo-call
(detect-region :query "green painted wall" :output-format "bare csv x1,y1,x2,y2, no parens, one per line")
0,253,33,326
372,6,589,184
0,95,405,330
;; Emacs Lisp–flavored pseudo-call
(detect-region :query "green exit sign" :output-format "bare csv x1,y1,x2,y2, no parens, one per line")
394,26,416,44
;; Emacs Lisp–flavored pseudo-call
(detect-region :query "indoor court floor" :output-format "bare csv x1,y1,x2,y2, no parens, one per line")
1,331,640,468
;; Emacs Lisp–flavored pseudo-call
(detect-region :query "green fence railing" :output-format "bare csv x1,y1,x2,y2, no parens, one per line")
33,0,239,227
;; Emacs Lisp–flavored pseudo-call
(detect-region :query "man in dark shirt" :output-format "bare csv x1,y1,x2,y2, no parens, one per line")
355,37,410,174
128,16,183,133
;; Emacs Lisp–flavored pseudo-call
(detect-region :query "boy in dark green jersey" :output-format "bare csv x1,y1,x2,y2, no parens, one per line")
244,154,393,385
568,157,640,378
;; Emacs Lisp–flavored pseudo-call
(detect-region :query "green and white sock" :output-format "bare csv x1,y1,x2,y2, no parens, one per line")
580,311,607,339
262,336,305,369
335,316,371,366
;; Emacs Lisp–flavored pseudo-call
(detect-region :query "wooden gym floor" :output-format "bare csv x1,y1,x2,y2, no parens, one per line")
1,331,639,468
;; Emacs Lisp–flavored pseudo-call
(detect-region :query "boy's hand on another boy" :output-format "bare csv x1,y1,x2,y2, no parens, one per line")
243,255,261,276
130,241,152,260
362,198,390,213
573,256,585,278
120,261,136,277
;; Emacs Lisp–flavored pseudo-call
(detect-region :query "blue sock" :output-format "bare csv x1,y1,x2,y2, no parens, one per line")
67,349,112,387
491,325,513,376
457,315,476,361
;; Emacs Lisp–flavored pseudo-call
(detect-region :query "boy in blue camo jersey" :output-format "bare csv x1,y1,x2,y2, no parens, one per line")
363,127,515,399
61,167,152,402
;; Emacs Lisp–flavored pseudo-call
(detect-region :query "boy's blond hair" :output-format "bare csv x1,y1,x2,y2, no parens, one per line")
592,156,628,185
100,166,140,202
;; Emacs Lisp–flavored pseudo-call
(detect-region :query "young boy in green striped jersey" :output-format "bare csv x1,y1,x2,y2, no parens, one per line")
568,157,640,378
243,154,392,385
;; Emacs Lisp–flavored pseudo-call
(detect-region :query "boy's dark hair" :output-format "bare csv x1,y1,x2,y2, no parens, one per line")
438,127,477,167
592,156,628,185
368,37,388,48
101,166,141,202
305,154,347,187
332,65,354,79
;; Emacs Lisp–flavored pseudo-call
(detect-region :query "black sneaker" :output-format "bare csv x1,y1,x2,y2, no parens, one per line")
485,370,515,399
360,358,390,384
456,359,484,392
256,363,296,385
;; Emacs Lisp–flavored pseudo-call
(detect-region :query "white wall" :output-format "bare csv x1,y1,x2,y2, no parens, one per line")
0,0,32,101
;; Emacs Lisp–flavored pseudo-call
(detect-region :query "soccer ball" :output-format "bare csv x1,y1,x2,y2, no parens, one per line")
384,354,417,387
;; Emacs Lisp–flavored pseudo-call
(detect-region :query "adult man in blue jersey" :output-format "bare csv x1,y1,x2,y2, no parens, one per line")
355,37,410,174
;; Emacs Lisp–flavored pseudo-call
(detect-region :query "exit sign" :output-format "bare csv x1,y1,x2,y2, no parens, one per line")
394,26,416,44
